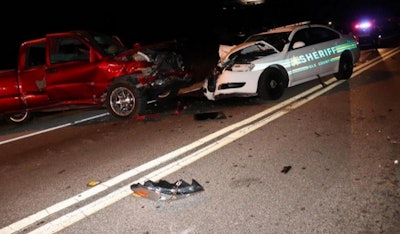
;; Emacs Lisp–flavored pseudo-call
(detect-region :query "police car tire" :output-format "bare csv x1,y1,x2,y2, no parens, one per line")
257,66,288,100
335,53,353,80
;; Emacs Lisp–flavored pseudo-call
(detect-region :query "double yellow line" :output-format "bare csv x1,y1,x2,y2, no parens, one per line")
3,46,400,234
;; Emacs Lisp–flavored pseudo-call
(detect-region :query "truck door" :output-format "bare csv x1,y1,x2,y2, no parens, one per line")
44,35,97,103
18,39,50,107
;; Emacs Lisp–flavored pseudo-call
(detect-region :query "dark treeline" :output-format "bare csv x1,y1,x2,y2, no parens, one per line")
1,0,399,69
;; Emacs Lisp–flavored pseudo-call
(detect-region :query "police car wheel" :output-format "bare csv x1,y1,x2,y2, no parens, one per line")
335,53,353,80
257,67,287,100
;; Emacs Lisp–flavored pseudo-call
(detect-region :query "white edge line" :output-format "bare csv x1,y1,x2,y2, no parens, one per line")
0,113,110,145
28,66,352,234
1,72,337,234
2,46,400,234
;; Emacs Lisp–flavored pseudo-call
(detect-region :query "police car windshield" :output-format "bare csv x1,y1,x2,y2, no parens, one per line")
244,32,290,52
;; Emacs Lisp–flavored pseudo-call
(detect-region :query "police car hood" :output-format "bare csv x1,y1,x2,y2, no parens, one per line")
218,41,278,63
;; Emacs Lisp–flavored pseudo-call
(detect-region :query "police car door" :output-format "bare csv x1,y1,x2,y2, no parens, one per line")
287,28,320,87
308,26,340,77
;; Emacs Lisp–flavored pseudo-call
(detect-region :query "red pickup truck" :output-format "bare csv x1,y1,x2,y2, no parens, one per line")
0,30,192,123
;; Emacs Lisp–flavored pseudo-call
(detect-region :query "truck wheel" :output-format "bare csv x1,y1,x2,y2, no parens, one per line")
6,111,32,124
106,83,143,119
257,67,288,100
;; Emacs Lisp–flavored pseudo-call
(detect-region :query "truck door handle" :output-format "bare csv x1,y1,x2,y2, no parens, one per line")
46,68,58,73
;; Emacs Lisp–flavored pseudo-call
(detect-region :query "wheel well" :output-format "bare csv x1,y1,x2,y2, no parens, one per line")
105,75,143,98
341,50,353,62
334,50,355,80
112,74,140,86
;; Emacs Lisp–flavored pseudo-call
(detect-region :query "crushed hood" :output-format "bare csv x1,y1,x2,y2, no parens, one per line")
217,40,279,65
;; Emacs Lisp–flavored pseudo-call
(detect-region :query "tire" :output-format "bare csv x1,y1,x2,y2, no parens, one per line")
257,67,288,100
106,83,143,119
335,53,353,80
6,111,32,124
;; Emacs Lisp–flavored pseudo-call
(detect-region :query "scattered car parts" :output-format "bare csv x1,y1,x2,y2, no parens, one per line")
194,111,226,120
281,166,292,174
131,179,204,202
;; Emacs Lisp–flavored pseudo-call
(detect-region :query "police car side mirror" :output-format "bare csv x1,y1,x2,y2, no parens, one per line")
293,41,306,49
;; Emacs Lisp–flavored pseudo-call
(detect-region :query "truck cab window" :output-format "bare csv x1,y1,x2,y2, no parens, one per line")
26,44,46,68
50,37,90,64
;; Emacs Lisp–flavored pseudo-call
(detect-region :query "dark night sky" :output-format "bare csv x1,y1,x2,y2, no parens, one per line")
1,0,399,69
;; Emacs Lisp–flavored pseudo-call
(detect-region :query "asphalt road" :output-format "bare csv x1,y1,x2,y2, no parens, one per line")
0,46,400,234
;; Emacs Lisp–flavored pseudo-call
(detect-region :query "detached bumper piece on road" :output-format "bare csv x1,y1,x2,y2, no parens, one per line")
130,179,204,202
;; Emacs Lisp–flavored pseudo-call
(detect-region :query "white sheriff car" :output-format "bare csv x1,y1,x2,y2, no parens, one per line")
203,21,360,101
